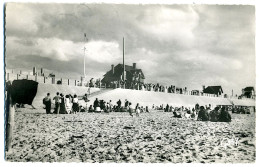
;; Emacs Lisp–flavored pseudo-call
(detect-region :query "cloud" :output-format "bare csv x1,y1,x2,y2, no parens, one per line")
5,4,255,96
137,6,199,45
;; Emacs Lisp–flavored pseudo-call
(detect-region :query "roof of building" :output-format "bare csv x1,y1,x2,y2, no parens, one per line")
203,86,223,95
102,63,145,83
244,87,254,92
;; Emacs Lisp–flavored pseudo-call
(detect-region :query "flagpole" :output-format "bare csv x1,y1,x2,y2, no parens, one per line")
84,33,87,77
123,37,125,89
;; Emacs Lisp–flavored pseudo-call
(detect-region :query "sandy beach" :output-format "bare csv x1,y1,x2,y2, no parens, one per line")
5,108,255,163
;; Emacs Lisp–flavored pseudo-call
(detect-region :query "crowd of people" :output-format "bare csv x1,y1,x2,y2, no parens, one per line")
90,98,149,117
160,103,232,122
43,92,256,123
43,92,89,114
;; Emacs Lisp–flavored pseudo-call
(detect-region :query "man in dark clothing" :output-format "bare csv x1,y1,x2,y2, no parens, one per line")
124,99,129,108
44,93,52,114
53,92,61,114
218,107,231,122
197,106,209,121
117,99,121,112
165,104,169,112
93,98,99,110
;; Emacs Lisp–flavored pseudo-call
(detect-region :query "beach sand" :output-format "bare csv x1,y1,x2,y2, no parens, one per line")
6,108,255,163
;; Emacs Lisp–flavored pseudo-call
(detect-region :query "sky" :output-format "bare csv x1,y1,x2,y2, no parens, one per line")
5,3,255,96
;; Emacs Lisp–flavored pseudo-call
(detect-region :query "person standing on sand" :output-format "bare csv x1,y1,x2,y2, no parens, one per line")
53,92,61,114
117,99,121,112
59,94,67,114
135,103,140,117
65,95,72,114
128,102,134,117
44,93,52,114
94,98,99,110
72,94,79,114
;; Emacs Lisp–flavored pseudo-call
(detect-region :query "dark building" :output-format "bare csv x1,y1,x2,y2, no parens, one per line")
101,63,145,88
203,86,223,96
242,87,255,99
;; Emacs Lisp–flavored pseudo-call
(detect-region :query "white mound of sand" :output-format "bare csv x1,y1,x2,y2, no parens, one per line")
88,88,234,108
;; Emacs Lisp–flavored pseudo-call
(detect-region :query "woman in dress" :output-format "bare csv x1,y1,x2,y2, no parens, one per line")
135,103,140,117
65,94,72,114
59,93,67,114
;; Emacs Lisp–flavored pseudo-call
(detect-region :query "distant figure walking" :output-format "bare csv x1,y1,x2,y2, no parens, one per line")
53,92,61,114
43,93,52,114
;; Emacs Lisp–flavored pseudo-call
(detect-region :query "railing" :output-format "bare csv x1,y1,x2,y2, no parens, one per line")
5,72,106,88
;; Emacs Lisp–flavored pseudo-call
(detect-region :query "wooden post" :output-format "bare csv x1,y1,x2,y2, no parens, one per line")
75,80,77,86
5,82,15,152
26,75,28,80
7,73,9,80
44,77,45,83
16,74,19,80
35,75,37,82
68,79,69,85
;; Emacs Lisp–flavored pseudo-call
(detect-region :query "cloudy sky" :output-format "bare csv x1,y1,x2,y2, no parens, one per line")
5,3,255,95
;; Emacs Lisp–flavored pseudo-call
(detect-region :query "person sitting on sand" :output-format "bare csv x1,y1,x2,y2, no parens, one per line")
209,107,220,122
197,106,209,121
43,93,52,114
65,95,72,114
88,105,94,112
191,108,196,119
218,107,231,122
82,93,89,102
173,108,182,118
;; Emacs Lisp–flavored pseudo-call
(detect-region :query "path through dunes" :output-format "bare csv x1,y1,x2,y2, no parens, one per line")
88,88,233,108
32,83,100,108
